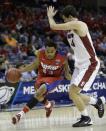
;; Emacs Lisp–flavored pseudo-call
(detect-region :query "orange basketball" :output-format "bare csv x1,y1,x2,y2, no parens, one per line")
6,68,21,83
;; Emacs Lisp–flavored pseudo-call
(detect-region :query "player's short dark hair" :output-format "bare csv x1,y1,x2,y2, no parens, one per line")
45,40,57,49
62,5,77,18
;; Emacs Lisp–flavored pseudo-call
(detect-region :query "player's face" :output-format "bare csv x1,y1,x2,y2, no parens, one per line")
45,46,56,59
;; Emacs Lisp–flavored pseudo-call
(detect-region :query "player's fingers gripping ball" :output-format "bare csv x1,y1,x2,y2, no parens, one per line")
6,68,21,83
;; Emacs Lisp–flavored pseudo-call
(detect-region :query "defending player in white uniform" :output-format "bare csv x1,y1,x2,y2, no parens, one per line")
47,5,105,127
67,30,100,91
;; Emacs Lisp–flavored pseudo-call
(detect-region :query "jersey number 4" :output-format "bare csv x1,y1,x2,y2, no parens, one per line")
71,34,75,47
71,40,75,47
68,33,75,47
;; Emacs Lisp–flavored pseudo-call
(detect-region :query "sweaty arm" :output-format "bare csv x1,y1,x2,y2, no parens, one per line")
64,60,71,80
48,17,88,37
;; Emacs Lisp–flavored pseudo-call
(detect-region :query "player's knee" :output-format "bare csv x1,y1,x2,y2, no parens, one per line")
39,84,47,94
69,86,75,99
35,84,47,100
35,92,44,102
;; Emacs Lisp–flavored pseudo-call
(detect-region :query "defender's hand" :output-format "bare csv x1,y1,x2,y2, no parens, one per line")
47,6,57,18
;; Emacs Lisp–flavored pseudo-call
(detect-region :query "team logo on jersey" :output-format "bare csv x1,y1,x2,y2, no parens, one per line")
80,81,85,87
41,62,59,70
67,33,75,47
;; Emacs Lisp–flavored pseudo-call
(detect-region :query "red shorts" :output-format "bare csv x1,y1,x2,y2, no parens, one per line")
35,76,62,89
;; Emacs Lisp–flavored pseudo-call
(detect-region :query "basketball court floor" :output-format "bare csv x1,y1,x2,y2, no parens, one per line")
0,105,106,131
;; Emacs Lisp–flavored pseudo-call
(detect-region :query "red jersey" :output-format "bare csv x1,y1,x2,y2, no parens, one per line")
38,50,66,77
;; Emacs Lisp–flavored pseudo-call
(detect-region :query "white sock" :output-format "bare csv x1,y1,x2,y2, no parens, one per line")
18,111,25,118
81,109,88,116
89,97,97,105
100,96,106,104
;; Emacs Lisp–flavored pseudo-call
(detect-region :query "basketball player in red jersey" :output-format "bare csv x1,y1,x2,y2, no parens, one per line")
12,40,71,124
47,5,105,127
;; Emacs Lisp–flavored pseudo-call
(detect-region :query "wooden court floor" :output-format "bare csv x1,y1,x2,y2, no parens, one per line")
0,105,106,131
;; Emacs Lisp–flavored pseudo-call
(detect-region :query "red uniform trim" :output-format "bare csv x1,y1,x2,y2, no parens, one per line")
78,35,98,88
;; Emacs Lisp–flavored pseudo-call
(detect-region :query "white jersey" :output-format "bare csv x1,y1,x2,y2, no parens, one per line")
67,30,99,68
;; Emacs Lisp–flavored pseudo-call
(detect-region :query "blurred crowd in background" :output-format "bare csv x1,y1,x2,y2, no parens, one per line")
0,0,106,82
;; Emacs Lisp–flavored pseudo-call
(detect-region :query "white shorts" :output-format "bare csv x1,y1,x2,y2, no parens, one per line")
71,61,100,91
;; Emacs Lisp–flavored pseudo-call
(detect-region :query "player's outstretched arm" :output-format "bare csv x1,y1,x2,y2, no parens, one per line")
47,6,57,29
47,6,88,37
19,57,39,73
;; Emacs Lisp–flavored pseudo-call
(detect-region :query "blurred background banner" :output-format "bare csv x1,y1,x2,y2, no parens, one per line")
11,77,106,106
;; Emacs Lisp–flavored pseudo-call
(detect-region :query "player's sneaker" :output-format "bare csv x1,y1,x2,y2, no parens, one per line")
72,115,93,127
45,101,55,118
94,97,105,118
12,114,21,125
